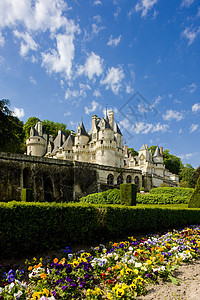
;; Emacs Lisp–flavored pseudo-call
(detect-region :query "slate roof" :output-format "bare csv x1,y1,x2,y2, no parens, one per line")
62,134,75,150
114,123,122,135
153,146,162,157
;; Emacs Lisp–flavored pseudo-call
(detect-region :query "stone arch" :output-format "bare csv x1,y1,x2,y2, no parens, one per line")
134,176,140,191
107,173,114,185
23,167,32,188
126,175,132,183
117,174,123,185
43,176,54,202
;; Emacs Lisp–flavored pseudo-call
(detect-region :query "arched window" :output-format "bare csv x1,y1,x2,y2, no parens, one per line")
126,175,132,183
117,174,123,185
23,168,32,188
134,176,140,191
107,174,114,185
44,176,54,202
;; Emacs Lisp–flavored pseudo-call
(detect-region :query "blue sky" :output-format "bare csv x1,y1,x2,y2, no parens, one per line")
0,0,200,168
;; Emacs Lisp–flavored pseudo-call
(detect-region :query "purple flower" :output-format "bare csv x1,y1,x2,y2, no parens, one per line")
7,269,16,282
61,285,67,291
52,291,56,296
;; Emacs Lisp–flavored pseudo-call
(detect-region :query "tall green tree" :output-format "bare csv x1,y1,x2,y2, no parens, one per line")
23,118,71,141
179,164,195,188
127,148,139,157
0,99,24,153
23,117,41,142
42,119,70,140
194,166,200,185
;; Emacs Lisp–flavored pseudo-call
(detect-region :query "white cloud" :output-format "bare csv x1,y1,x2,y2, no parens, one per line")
13,107,25,118
91,23,105,35
13,30,39,57
107,35,121,47
162,109,184,122
85,100,100,114
65,88,86,100
182,27,200,45
77,52,103,80
41,33,75,78
133,121,169,134
179,128,183,134
192,103,200,112
93,0,102,5
93,15,102,23
0,31,4,46
182,82,197,93
93,89,101,97
181,0,194,7
179,152,199,160
190,124,199,133
197,7,200,17
100,66,125,94
114,7,121,18
64,111,71,117
151,95,162,108
135,0,159,17
125,84,134,94
29,76,36,85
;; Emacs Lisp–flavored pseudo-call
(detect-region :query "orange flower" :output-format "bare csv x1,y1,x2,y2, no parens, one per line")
40,273,47,280
113,243,118,247
160,256,164,262
53,258,58,264
28,266,33,271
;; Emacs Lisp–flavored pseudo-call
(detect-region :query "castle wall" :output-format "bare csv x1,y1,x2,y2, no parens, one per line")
0,152,143,202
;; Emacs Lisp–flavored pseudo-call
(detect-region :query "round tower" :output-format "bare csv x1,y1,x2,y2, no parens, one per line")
26,122,47,156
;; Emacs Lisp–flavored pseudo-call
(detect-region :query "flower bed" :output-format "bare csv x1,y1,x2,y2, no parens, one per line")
1,225,200,299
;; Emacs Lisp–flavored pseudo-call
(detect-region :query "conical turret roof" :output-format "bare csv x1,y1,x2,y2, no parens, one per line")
153,146,162,157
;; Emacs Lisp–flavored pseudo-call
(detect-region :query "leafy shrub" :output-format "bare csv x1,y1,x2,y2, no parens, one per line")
79,189,119,205
120,183,137,206
107,188,120,204
137,194,174,204
188,177,200,208
149,187,193,198
1,201,200,258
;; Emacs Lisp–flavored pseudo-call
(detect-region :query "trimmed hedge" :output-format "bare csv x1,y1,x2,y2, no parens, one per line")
149,187,193,198
80,189,120,205
137,194,189,204
188,177,200,208
1,201,200,258
120,183,137,206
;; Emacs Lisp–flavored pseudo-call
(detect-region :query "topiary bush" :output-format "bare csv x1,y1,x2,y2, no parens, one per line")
149,187,193,198
188,177,200,208
79,189,120,205
107,188,120,204
137,194,189,204
120,183,137,206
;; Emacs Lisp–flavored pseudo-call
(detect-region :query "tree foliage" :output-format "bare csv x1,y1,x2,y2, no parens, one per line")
23,117,41,142
42,119,70,140
127,148,139,157
179,164,195,188
0,99,24,153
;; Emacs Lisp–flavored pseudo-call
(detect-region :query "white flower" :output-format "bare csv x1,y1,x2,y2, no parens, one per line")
14,290,23,299
135,262,142,268
9,282,15,292
128,246,133,251
68,254,73,259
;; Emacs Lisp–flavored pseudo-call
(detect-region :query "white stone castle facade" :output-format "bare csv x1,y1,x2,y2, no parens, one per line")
26,111,179,190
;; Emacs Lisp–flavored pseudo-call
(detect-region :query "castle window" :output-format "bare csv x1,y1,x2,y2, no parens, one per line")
91,143,93,148
102,150,104,156
93,133,96,139
107,174,114,185
92,154,96,160
134,176,140,191
110,140,112,143
101,140,103,144
68,150,70,153
78,136,80,141
83,145,85,148
126,175,132,183
38,139,40,141
117,174,123,185
76,155,79,160
102,130,104,134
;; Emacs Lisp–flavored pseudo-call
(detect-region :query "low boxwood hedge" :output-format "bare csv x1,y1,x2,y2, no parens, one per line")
149,187,193,198
137,194,189,204
1,201,200,258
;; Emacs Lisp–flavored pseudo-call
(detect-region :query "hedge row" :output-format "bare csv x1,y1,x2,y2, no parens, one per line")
149,187,193,197
137,194,189,204
80,189,120,204
1,201,200,258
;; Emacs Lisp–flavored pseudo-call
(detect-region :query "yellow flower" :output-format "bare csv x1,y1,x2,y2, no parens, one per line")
42,288,49,297
120,268,125,276
134,269,139,275
72,260,79,267
126,267,134,275
146,260,152,265
31,292,41,300
107,292,113,299
116,288,125,298
40,273,47,280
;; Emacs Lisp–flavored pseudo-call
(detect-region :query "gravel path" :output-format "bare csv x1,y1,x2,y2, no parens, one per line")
138,260,200,300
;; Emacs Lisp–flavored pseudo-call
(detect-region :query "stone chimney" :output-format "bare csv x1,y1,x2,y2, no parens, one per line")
124,144,128,157
37,121,43,137
160,147,163,156
71,130,75,136
92,115,98,130
109,111,114,129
